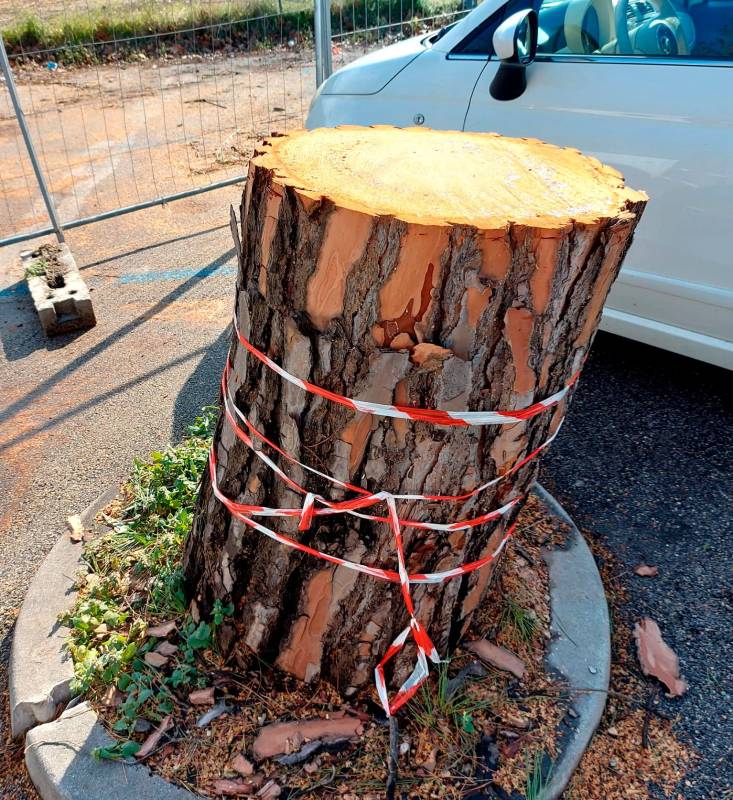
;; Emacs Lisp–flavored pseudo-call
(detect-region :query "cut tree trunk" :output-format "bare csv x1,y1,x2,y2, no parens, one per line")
184,127,646,697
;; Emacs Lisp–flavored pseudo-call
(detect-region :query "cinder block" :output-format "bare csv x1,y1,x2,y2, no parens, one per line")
22,244,96,336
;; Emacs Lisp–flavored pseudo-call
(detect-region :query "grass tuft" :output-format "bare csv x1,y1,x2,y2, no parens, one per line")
500,596,539,646
524,748,552,800
409,661,490,748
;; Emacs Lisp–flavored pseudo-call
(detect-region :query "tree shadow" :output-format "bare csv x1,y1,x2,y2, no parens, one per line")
171,326,230,441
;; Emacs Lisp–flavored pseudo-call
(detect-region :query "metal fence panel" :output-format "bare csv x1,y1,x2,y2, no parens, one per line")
0,0,475,246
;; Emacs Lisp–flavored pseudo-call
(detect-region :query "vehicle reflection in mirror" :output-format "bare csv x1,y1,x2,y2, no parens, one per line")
516,17,534,64
490,9,539,101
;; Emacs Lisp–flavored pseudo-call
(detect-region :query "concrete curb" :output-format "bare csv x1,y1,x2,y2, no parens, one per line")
14,484,609,799
25,702,196,800
535,482,611,800
9,486,119,738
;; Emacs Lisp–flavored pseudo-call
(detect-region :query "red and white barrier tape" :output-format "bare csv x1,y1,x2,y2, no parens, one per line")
233,315,581,427
210,314,576,715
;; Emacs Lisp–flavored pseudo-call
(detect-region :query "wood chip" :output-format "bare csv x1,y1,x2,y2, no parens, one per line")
231,753,254,776
634,617,688,697
466,639,526,679
67,514,84,543
189,686,216,705
257,780,281,799
145,620,177,638
634,563,659,577
212,778,259,796
144,651,169,668
252,715,364,761
136,715,173,759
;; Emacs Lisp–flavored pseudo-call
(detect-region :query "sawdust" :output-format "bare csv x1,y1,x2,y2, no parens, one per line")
565,710,691,800
92,496,567,798
91,497,693,798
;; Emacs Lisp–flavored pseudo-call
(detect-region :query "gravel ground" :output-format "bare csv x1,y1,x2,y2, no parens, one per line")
1,198,730,798
540,333,733,799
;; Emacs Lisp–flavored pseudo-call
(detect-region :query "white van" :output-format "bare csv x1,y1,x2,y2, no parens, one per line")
307,0,733,368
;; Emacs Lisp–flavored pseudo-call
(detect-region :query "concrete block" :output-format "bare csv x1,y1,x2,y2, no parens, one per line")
23,244,96,336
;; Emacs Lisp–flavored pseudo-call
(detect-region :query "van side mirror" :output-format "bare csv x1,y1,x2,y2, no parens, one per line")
490,9,538,101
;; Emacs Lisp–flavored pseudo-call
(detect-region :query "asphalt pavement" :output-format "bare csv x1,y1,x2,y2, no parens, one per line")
540,332,733,799
0,199,730,798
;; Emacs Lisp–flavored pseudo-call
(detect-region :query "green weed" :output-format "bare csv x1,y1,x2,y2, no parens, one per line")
23,256,49,278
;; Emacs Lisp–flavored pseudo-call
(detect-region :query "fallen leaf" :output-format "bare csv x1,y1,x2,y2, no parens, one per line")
212,778,258,796
634,563,659,577
136,715,173,759
67,514,84,542
155,641,179,657
634,617,688,697
146,620,177,638
231,753,254,776
189,686,216,705
499,736,525,759
252,715,364,761
196,701,231,728
607,726,619,737
144,651,169,668
466,640,525,679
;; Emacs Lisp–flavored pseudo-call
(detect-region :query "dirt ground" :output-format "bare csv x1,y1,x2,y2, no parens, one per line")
0,42,367,242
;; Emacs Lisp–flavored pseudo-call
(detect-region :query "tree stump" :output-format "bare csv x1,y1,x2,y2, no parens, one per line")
184,127,646,706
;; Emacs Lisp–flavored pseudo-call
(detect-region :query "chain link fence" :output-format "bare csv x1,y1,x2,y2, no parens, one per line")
0,0,473,247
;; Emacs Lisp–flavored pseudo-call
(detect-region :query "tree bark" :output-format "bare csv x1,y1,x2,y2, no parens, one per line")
184,127,646,697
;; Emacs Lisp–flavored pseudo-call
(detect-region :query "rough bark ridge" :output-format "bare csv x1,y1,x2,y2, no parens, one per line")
184,127,647,696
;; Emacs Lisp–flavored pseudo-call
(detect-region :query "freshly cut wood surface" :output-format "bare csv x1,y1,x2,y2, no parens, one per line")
185,126,647,695
253,126,646,228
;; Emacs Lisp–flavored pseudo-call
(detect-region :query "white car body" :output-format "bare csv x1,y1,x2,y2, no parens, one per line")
307,0,733,369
